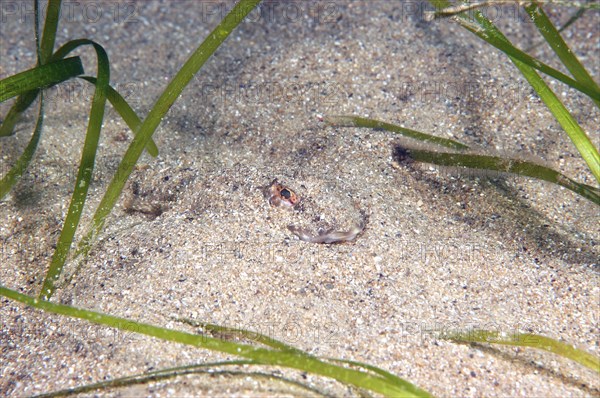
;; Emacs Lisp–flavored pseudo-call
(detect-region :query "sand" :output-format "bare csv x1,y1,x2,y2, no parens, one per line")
1,1,599,396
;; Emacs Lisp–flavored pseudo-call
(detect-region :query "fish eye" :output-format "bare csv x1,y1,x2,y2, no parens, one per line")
280,188,292,199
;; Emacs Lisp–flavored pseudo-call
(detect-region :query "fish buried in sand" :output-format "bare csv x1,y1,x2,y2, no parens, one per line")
264,179,367,244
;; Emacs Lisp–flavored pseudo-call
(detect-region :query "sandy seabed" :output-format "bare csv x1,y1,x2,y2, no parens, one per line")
1,1,599,396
